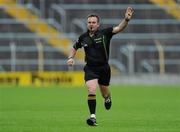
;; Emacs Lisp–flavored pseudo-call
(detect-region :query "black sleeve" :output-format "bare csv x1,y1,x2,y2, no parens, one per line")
73,36,82,50
102,27,116,37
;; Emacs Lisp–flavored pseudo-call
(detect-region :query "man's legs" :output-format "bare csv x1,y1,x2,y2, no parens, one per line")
86,79,98,126
99,84,112,110
99,84,110,98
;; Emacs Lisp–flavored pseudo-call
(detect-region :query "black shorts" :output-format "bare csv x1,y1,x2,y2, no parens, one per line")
84,64,111,86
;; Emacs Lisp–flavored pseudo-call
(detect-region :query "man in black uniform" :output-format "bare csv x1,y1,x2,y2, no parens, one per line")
67,7,134,126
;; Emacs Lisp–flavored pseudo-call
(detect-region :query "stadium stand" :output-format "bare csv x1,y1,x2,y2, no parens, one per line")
0,0,180,74
0,2,71,71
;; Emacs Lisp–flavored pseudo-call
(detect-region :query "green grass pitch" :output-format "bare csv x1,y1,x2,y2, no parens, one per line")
0,85,180,132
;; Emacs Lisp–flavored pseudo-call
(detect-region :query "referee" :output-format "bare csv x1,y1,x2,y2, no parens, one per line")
67,7,134,126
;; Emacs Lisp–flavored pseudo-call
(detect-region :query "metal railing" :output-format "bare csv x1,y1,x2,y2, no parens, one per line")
72,18,180,33
55,4,178,10
0,43,84,72
119,45,180,74
0,18,63,31
1,2,180,74
51,4,180,31
0,43,126,72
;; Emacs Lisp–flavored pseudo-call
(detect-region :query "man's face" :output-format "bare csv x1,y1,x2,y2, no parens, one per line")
87,17,100,32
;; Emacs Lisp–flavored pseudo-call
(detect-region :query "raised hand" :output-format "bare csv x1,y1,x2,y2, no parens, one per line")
125,7,134,21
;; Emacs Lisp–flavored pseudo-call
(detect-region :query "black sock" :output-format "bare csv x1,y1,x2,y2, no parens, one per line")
87,94,96,115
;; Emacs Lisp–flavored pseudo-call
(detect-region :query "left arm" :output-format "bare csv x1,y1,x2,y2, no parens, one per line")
112,7,134,34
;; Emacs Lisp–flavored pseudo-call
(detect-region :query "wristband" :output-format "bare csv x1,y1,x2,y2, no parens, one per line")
68,56,73,59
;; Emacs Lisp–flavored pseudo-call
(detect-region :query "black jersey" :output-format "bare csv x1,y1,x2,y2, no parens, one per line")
73,27,116,66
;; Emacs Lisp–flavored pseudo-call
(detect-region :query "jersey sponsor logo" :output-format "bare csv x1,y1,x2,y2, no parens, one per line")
94,37,102,41
94,37,102,44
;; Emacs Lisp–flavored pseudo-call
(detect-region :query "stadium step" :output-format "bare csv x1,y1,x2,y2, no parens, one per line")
0,0,83,60
149,0,180,19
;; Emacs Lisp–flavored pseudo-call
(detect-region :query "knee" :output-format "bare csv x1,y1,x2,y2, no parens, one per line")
88,86,96,95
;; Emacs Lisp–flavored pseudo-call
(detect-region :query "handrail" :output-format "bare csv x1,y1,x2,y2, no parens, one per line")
113,33,180,40
0,33,180,40
141,59,180,73
120,45,180,74
0,5,24,9
134,45,180,51
155,40,165,74
0,59,84,65
25,3,41,17
0,45,73,52
120,45,180,52
50,4,67,32
109,59,126,73
141,59,180,66
101,19,180,25
10,42,16,71
71,18,180,30
0,3,40,16
0,18,62,31
0,33,74,39
46,18,63,31
71,19,87,33
57,4,178,10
